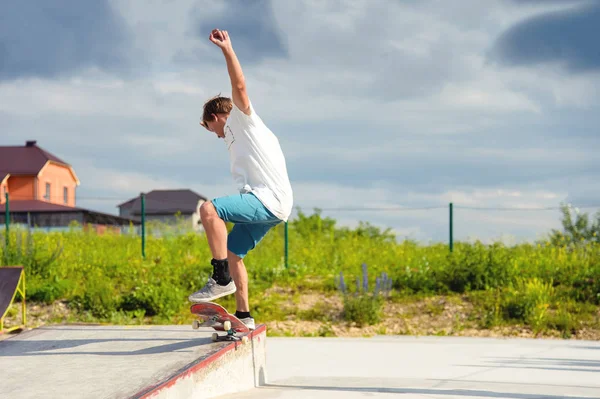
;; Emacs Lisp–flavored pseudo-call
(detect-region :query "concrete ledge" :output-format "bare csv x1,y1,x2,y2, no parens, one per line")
132,324,267,399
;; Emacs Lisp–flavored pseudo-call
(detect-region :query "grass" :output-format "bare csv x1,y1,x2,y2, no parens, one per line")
1,209,599,338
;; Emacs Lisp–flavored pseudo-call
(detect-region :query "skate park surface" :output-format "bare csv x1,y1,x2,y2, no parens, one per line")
1,324,600,399
0,324,267,399
228,335,600,399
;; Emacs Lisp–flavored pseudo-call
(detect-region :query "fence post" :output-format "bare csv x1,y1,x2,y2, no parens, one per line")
4,192,9,250
284,221,289,269
449,202,453,253
141,193,146,259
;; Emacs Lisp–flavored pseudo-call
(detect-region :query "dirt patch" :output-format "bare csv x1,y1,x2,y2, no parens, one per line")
266,292,600,340
295,292,339,311
1,300,74,340
27,300,74,325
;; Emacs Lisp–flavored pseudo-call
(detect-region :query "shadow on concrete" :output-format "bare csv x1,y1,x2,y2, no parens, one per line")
457,356,600,373
37,326,202,333
264,384,594,399
495,357,600,368
0,337,213,357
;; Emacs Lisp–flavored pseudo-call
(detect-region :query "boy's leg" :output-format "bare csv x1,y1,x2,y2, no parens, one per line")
189,193,280,307
227,250,248,311
187,200,235,303
200,201,228,260
226,221,279,318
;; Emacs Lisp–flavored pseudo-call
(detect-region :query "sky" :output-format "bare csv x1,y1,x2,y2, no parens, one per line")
1,0,599,244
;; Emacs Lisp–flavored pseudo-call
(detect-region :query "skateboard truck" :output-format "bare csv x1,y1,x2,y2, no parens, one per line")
190,303,250,344
192,319,249,343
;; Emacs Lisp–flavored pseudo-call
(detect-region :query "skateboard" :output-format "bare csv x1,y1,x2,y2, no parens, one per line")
190,302,250,343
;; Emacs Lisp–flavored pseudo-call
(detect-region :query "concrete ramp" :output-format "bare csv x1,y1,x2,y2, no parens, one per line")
0,324,267,399
133,325,267,399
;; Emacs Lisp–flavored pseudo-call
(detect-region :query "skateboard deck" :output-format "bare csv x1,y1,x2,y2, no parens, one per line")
190,302,250,343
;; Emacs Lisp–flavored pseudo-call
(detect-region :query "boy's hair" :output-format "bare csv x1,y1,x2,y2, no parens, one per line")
201,95,232,128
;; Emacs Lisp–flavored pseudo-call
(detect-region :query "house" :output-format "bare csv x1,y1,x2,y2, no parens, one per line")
0,140,138,232
118,189,208,231
0,140,79,206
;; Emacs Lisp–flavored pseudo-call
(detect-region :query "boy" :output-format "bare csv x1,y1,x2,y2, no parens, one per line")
188,29,293,330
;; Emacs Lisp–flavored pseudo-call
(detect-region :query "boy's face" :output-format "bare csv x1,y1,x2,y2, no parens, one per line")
201,113,227,138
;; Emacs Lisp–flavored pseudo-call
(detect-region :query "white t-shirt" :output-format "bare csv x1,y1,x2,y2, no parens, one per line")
223,101,293,222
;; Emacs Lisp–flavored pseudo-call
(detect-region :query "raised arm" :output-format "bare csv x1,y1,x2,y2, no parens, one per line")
209,29,251,115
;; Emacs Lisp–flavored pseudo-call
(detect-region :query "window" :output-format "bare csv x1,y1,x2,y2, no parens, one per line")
64,187,68,204
45,183,50,201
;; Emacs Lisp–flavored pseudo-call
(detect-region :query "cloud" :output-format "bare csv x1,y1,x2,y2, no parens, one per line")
0,0,134,81
177,0,288,65
1,0,598,244
262,0,494,102
489,1,600,72
508,0,596,4
285,181,575,243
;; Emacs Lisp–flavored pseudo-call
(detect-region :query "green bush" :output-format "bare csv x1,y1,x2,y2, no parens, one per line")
74,278,119,319
547,307,578,338
28,278,75,304
0,208,597,331
343,294,384,327
120,283,184,318
502,277,554,332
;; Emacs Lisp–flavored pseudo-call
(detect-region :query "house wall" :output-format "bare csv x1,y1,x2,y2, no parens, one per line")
38,163,77,206
146,214,193,225
144,213,204,232
119,206,133,219
118,199,205,231
6,176,35,201
193,200,203,230
83,224,123,235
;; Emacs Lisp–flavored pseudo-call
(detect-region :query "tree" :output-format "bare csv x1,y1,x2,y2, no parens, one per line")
549,203,600,245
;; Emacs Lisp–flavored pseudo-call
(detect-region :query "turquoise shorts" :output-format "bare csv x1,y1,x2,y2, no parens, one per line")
211,192,282,258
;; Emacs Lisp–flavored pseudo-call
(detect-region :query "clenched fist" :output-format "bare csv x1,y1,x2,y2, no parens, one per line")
209,29,232,51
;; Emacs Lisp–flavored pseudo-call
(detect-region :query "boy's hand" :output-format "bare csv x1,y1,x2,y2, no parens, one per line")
209,29,232,51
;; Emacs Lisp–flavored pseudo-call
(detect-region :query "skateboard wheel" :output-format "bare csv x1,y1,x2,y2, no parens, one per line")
212,333,219,342
223,321,231,331
192,320,200,330
241,336,249,344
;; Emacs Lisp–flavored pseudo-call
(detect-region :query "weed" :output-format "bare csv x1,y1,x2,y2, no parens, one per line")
336,264,391,327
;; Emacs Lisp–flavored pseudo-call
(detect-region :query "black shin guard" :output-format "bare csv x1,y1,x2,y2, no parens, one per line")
211,258,231,286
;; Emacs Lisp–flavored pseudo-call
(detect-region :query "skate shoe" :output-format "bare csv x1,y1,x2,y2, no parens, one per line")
239,317,255,330
188,277,236,303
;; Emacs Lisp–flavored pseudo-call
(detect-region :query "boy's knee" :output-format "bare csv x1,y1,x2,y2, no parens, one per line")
227,250,242,264
200,201,218,221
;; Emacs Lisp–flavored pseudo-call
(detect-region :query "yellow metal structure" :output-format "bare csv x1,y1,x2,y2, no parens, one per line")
0,266,26,334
